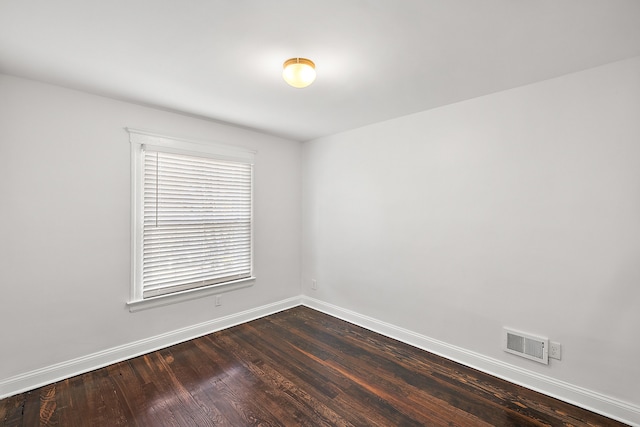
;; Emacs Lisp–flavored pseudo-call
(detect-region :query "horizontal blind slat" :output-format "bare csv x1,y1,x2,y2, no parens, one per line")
143,266,252,288
143,249,251,263
141,149,252,297
143,272,252,298
143,263,252,283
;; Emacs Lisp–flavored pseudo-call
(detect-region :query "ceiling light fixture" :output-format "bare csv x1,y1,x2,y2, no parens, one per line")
282,58,316,88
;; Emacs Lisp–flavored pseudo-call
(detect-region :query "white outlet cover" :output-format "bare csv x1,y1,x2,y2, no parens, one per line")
549,342,562,360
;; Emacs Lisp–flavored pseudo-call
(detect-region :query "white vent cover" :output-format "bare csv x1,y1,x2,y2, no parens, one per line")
503,328,549,365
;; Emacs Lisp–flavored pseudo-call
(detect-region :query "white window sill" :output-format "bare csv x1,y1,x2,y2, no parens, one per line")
127,277,255,313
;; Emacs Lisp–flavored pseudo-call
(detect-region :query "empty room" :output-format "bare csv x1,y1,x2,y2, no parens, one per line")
1,1,639,426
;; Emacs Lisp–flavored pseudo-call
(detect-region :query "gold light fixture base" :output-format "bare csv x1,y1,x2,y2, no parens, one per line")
283,57,316,88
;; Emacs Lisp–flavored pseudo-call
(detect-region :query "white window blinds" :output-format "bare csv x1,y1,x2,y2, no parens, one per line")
141,148,253,299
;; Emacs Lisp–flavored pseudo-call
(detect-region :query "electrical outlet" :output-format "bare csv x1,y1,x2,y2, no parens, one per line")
214,295,222,307
549,341,562,360
311,279,317,290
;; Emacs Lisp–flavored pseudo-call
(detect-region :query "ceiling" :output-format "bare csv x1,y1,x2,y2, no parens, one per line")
1,1,640,142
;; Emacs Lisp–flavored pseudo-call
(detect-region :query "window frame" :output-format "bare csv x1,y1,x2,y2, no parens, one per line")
127,128,256,312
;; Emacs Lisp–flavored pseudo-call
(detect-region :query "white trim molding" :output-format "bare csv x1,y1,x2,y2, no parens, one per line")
126,127,256,164
2,295,638,426
127,277,255,312
0,296,301,400
301,296,640,427
127,127,257,306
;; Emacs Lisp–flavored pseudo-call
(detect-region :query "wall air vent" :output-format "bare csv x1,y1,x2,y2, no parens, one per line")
503,328,549,365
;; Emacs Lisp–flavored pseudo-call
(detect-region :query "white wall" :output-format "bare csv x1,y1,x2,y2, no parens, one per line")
2,56,639,422
0,75,302,381
302,57,640,407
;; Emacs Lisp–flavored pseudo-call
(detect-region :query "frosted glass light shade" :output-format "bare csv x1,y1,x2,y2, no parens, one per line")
282,58,316,88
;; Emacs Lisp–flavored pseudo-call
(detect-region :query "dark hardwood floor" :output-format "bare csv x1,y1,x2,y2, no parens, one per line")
0,306,628,426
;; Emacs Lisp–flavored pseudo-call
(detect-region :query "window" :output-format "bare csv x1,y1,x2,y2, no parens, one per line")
128,129,255,311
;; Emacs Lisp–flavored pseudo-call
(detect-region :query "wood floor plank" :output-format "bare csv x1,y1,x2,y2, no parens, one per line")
160,346,230,425
268,310,516,426
107,359,163,427
0,395,25,427
55,378,82,426
184,339,253,426
0,306,630,427
139,351,210,426
267,311,501,426
230,321,421,426
214,328,353,427
194,335,290,426
246,317,449,426
38,384,57,427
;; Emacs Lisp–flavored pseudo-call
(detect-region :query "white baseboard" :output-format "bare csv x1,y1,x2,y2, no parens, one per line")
301,296,640,427
0,296,302,400
2,295,638,426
